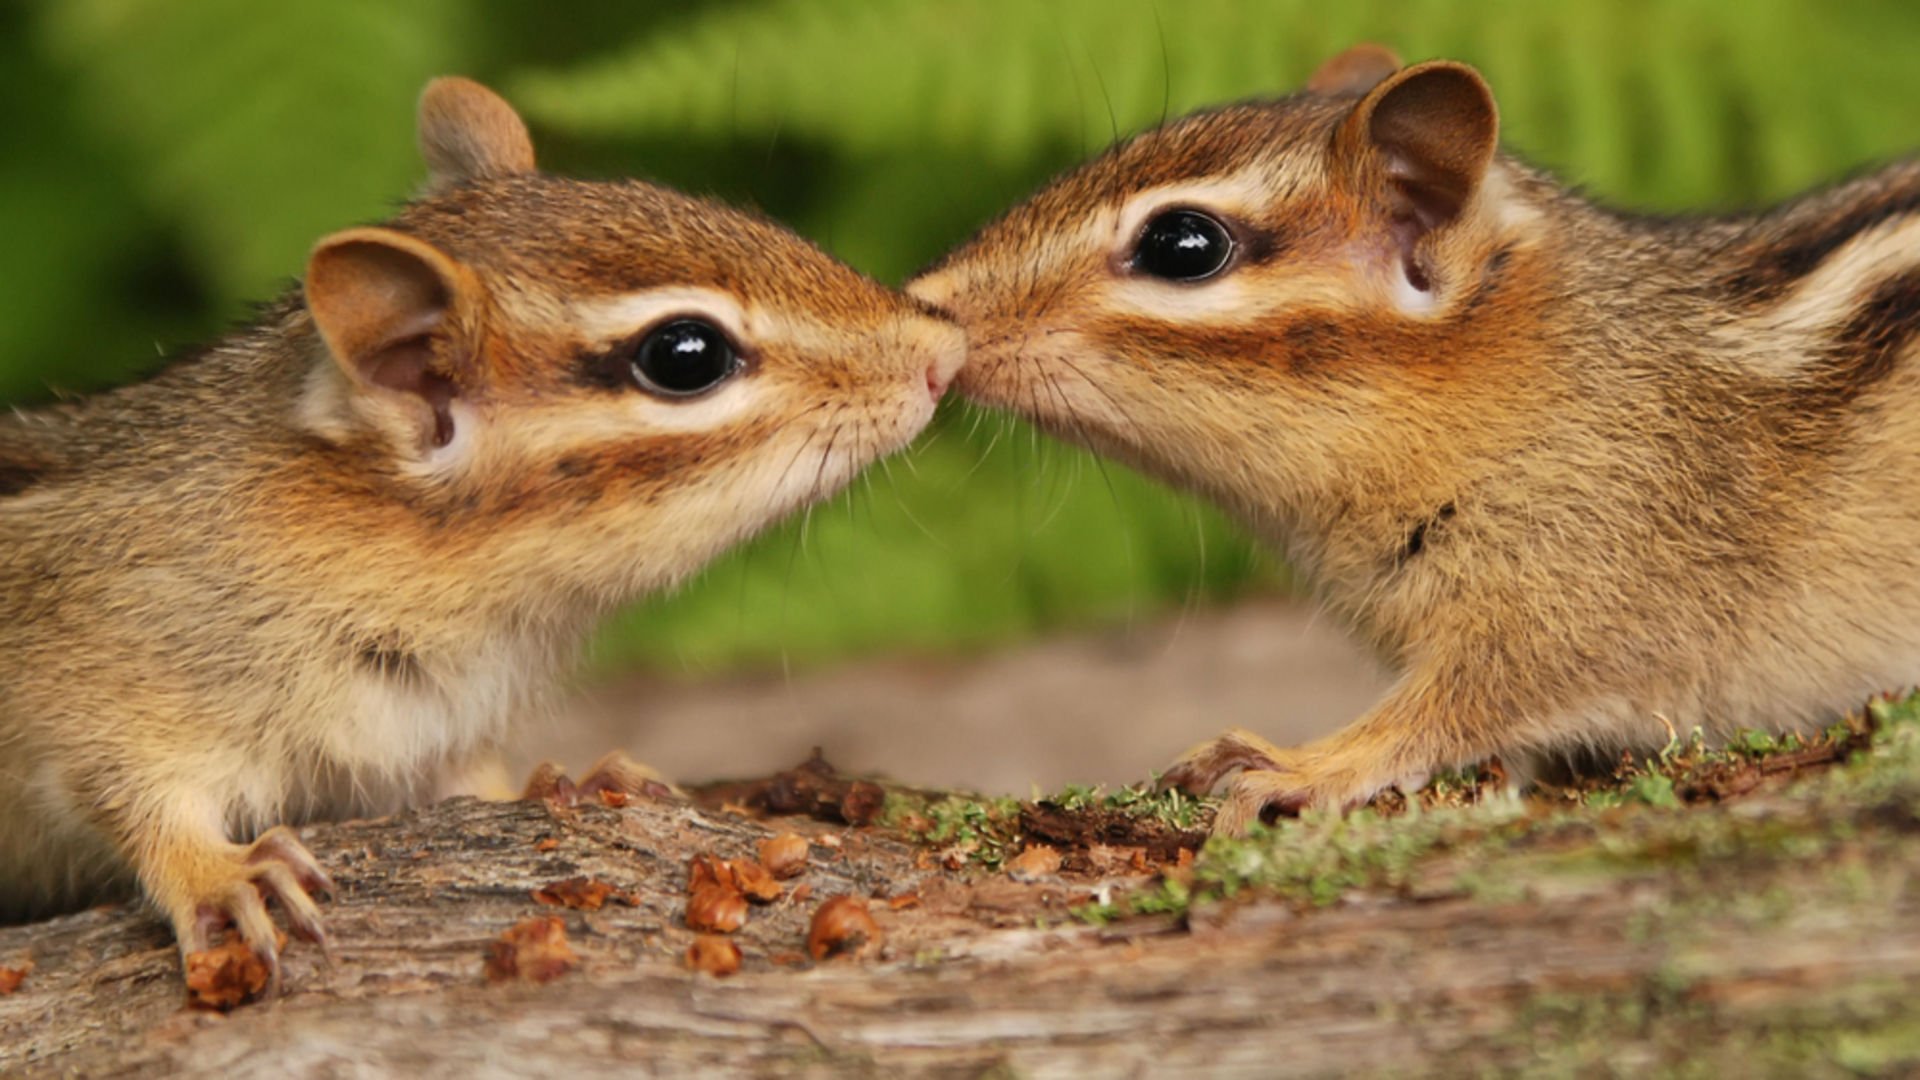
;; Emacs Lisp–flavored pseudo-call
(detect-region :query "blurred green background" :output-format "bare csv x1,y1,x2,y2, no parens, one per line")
7,0,1920,680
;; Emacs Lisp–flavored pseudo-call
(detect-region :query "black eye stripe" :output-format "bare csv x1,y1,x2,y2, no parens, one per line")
1130,208,1236,283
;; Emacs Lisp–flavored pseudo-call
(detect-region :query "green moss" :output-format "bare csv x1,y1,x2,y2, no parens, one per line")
1038,779,1208,831
890,792,1025,870
1074,691,1920,928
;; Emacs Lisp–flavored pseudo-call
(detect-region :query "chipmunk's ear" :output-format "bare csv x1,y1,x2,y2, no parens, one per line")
1306,43,1402,96
1336,60,1499,237
305,227,479,450
417,76,536,190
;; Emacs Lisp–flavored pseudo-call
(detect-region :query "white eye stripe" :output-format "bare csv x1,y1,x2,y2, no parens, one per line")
569,287,753,350
1109,172,1274,264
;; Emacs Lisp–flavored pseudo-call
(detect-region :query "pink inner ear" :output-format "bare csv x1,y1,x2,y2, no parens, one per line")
364,336,458,448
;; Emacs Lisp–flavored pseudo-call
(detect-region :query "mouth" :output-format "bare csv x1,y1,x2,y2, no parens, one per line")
924,362,952,402
916,314,969,405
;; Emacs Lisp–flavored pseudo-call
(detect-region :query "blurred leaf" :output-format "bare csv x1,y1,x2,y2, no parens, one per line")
32,0,468,308
0,8,180,401
517,0,1920,210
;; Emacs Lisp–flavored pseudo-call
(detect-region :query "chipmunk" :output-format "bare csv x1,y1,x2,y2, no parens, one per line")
911,44,1920,833
0,77,963,979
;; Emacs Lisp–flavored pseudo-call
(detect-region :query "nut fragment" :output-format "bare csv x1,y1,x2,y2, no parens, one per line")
759,833,810,879
484,916,579,984
807,895,882,961
184,939,276,1009
532,875,633,911
688,853,727,891
686,883,748,933
728,859,783,903
1006,843,1064,882
0,960,30,996
684,934,743,977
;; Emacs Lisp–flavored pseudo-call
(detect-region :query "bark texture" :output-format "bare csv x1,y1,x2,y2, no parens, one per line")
2,755,1918,1078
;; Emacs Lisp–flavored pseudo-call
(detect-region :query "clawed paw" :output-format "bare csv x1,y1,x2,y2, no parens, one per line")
1209,769,1332,836
522,749,680,806
1155,727,1296,797
1156,728,1400,836
171,825,336,993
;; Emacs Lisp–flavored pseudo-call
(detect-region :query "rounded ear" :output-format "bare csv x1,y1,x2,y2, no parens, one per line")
1305,43,1402,96
305,227,477,449
417,76,536,190
1336,61,1499,235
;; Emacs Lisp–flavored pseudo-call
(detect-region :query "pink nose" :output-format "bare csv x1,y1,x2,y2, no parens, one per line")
926,363,950,401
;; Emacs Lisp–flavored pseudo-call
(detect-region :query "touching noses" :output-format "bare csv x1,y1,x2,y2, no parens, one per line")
922,319,968,402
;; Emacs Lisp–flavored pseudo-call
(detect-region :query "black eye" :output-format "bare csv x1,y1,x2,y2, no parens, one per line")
630,318,740,397
1131,209,1235,282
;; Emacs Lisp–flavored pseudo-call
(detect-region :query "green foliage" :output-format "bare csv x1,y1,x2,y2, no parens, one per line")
38,1,466,312
516,0,1920,211
1041,778,1206,830
9,2,1920,672
888,791,1025,869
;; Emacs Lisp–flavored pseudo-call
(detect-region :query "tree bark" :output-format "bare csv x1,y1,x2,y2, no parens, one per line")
2,757,1917,1078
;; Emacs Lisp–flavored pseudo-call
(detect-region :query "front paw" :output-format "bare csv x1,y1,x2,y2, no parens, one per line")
164,825,336,991
522,749,680,806
1156,727,1297,796
1209,766,1393,836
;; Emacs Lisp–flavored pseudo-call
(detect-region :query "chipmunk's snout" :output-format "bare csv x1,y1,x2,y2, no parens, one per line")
924,313,967,392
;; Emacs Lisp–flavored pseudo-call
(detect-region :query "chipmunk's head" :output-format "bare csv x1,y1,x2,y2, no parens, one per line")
909,46,1546,527
300,78,962,598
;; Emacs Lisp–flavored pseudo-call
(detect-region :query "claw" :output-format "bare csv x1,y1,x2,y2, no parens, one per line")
522,751,678,806
249,825,337,899
576,750,680,801
520,760,577,804
166,825,332,999
1158,727,1296,796
1211,770,1315,836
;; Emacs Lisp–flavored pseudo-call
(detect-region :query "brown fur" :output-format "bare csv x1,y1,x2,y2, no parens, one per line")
0,78,962,977
911,47,1920,832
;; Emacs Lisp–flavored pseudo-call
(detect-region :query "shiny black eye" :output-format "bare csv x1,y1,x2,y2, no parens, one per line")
630,318,740,397
1131,209,1235,282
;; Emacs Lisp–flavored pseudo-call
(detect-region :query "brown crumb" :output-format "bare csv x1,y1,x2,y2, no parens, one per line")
839,781,885,826
684,934,743,977
484,916,579,984
808,896,882,961
686,883,748,933
1006,843,1064,882
184,939,278,1010
597,789,630,808
533,837,561,853
886,892,922,911
0,960,29,996
688,853,726,891
531,876,635,911
790,883,814,905
759,833,810,879
727,859,783,903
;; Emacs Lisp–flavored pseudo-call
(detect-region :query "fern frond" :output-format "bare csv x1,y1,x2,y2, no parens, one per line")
33,0,465,306
516,0,1920,210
